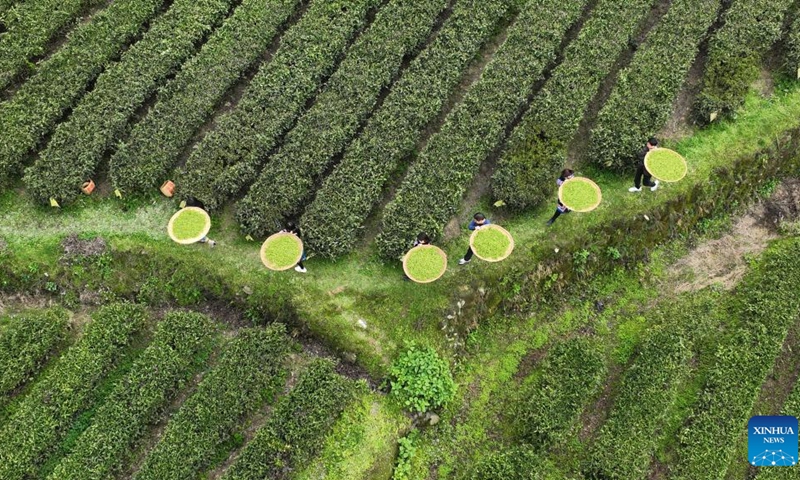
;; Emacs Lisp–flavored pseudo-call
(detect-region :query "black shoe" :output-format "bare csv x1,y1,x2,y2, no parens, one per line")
546,219,554,226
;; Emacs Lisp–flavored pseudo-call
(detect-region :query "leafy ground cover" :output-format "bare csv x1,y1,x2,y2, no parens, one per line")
222,358,361,480
490,0,661,209
299,0,513,257
693,0,793,124
589,0,722,170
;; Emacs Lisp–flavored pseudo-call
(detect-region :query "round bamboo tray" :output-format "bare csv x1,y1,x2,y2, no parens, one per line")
644,147,688,182
260,232,304,271
469,224,515,262
167,207,211,244
558,177,602,212
402,245,448,283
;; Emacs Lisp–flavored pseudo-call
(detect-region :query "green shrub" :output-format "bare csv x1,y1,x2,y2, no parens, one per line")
110,0,301,194
392,430,419,480
388,342,454,413
0,308,69,397
236,0,448,237
300,0,511,257
492,0,659,209
0,303,146,480
133,325,292,480
513,338,606,447
466,446,562,480
0,0,100,90
376,0,588,259
0,0,168,185
23,0,237,205
585,329,692,479
178,0,380,212
589,0,722,171
222,358,360,479
693,0,791,124
49,311,215,480
672,238,800,480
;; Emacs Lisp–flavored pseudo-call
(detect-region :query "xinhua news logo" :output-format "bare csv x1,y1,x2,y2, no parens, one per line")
748,416,798,467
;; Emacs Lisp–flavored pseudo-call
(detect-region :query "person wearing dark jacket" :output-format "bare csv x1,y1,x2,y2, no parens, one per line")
547,169,575,226
629,137,660,192
281,222,307,273
459,213,490,265
184,196,216,247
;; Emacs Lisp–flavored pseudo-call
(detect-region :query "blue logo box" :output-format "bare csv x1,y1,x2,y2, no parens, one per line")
749,416,798,467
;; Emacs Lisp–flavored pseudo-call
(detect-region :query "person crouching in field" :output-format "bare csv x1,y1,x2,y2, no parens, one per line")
547,168,575,226
629,136,660,193
281,222,307,273
459,213,490,265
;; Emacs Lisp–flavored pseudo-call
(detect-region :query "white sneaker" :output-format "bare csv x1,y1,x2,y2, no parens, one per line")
458,258,470,265
628,186,642,193
209,240,217,247
294,265,307,273
650,180,659,192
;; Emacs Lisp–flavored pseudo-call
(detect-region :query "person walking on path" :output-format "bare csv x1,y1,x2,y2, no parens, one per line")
629,137,660,193
184,196,217,247
459,213,490,265
547,168,575,226
403,232,432,281
281,222,307,273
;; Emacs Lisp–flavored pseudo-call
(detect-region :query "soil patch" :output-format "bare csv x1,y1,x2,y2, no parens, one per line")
61,233,107,257
668,179,800,293
578,363,621,442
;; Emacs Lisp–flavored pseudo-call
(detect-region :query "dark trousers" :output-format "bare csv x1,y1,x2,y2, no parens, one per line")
548,208,570,224
464,247,474,261
634,164,656,188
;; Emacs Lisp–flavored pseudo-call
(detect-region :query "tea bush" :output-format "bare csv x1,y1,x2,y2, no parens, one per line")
0,0,99,90
376,0,588,259
178,0,379,211
50,311,215,480
0,308,69,396
0,0,168,185
513,338,606,447
693,0,791,124
788,14,800,76
466,446,562,480
0,303,146,480
134,325,292,480
584,329,692,479
671,238,800,480
24,0,237,205
236,0,448,237
589,0,722,170
110,0,301,194
300,0,511,257
388,342,454,413
492,0,659,209
222,358,360,479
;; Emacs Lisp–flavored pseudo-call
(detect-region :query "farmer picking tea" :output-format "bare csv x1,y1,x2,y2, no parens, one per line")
547,169,575,226
459,213,490,265
629,137,660,193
